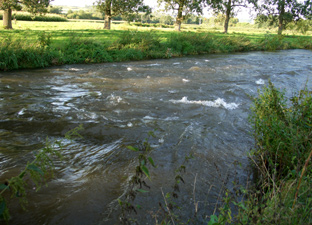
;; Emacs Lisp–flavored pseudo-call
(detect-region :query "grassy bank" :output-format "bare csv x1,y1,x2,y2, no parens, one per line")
0,21,312,71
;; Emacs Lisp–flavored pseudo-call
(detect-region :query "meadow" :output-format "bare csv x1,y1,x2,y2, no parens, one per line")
0,19,312,71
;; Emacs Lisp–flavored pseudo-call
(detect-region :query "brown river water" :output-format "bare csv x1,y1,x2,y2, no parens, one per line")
0,49,312,224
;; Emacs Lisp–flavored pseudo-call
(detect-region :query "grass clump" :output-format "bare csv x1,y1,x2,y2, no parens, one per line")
0,32,57,70
250,81,312,179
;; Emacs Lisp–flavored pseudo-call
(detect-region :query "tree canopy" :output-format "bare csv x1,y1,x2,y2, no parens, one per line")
256,0,312,34
95,0,150,29
157,0,205,31
206,0,253,33
0,0,51,28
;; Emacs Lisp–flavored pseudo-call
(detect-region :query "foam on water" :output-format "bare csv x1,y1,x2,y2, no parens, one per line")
107,94,123,106
143,116,156,120
148,63,161,66
170,97,239,110
17,108,26,116
256,79,265,85
69,68,83,71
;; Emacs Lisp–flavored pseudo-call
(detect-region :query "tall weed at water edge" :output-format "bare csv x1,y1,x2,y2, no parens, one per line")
233,82,312,224
216,36,253,52
209,82,312,224
166,32,217,55
60,32,113,64
250,81,312,178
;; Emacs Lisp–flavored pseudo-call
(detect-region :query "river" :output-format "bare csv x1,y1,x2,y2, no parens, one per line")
0,49,311,224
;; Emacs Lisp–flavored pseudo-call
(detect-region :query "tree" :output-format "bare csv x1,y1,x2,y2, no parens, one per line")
256,0,312,35
0,0,50,29
160,14,174,24
48,6,63,14
94,0,151,29
157,0,205,31
207,0,252,33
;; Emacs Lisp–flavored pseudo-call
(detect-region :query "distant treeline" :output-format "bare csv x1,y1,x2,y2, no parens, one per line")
49,5,241,26
0,11,67,22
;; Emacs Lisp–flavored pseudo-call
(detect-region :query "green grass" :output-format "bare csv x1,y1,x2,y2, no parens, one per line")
0,20,311,70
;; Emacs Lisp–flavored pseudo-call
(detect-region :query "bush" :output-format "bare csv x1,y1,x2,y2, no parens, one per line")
233,82,312,224
212,82,312,225
250,81,312,179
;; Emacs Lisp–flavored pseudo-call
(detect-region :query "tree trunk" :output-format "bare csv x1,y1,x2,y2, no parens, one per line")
103,0,111,30
104,14,111,29
224,0,231,33
175,4,183,31
278,1,285,35
3,8,13,29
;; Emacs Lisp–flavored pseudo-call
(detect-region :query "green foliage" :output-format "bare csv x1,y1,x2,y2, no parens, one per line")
255,0,310,34
232,82,312,224
66,10,102,20
118,132,157,223
0,33,58,70
205,82,312,225
48,6,63,14
60,33,113,64
37,31,51,49
250,81,312,179
114,30,161,51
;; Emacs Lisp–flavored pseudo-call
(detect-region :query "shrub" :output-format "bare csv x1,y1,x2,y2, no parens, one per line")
250,81,312,179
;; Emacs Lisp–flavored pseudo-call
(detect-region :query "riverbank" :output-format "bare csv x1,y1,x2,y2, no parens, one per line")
1,21,312,71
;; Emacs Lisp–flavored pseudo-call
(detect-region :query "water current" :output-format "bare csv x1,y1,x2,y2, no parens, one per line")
0,49,311,224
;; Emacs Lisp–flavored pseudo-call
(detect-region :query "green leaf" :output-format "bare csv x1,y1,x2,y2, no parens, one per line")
0,200,6,216
117,199,123,206
208,215,219,225
147,157,156,167
27,164,44,176
141,165,150,179
148,131,156,138
19,171,26,179
0,184,9,191
136,189,149,193
127,146,139,152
